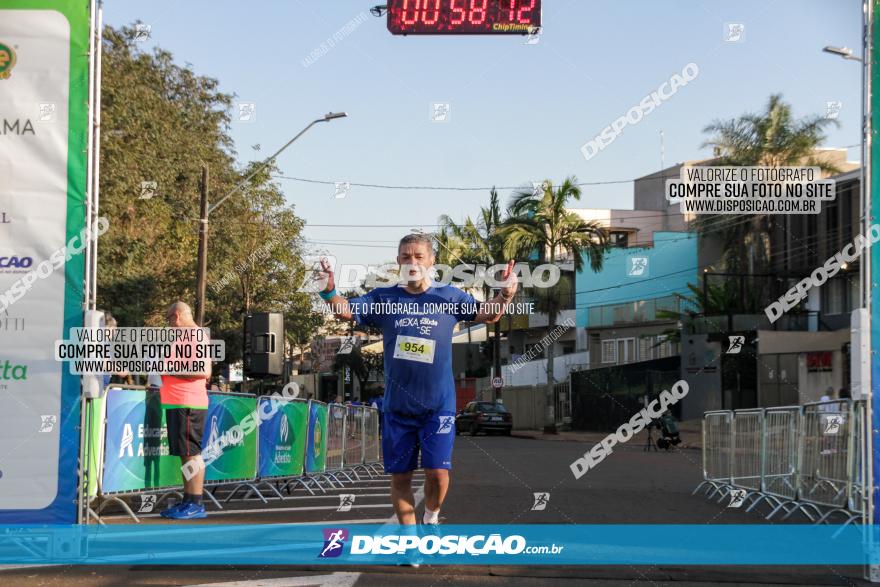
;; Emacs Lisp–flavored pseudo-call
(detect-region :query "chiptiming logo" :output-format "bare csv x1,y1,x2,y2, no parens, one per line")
319,528,348,558
0,43,16,80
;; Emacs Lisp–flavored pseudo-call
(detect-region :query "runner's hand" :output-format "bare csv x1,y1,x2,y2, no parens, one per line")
500,260,518,300
317,257,335,294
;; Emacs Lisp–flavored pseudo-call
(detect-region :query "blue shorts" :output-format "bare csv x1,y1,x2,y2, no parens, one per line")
382,410,456,474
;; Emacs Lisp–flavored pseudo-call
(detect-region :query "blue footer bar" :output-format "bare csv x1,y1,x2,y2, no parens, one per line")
0,524,877,565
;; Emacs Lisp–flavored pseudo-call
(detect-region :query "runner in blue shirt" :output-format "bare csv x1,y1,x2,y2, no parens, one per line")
317,233,517,526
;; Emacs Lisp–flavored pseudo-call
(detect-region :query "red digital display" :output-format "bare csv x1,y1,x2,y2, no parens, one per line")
387,0,541,35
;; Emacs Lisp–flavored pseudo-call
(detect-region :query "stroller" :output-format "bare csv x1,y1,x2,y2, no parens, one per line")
645,410,682,451
655,411,682,449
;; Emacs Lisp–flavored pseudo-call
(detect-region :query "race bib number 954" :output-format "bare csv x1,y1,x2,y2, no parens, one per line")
393,335,435,364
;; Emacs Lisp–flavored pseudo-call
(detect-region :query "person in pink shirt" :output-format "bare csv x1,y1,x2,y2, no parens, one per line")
158,301,212,520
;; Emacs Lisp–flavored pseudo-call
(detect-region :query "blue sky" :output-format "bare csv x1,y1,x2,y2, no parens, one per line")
104,0,863,266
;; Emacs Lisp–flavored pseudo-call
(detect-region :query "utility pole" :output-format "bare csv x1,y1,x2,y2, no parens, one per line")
190,112,346,327
494,317,502,401
196,164,209,326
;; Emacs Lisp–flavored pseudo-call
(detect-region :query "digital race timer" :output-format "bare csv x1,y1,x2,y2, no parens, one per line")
387,0,542,35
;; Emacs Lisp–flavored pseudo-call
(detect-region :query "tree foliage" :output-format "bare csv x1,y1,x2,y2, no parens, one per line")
97,24,321,370
696,94,841,273
501,177,607,432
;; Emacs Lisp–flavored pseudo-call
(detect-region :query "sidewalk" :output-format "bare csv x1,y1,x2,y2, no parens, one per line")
510,418,702,449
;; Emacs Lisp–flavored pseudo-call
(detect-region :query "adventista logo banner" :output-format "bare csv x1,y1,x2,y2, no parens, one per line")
0,0,90,524
258,398,308,478
101,389,183,493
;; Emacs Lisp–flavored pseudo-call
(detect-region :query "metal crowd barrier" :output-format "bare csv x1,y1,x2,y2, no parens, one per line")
317,402,352,488
693,399,866,526
696,411,732,500
343,405,371,479
792,400,860,524
85,388,228,524
363,406,382,472
203,392,264,507
731,409,763,503
760,406,800,516
247,396,311,501
82,388,385,523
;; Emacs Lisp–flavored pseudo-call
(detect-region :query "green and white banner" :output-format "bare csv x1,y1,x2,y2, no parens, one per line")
0,0,91,523
203,393,258,483
258,397,309,479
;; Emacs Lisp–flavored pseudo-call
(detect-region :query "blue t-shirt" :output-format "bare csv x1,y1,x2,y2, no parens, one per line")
350,283,477,416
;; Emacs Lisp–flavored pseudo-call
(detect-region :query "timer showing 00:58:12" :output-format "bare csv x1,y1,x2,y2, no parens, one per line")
387,0,541,35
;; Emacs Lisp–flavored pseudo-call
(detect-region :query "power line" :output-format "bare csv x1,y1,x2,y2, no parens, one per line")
273,174,672,192
306,240,398,249
274,162,861,193
307,217,858,277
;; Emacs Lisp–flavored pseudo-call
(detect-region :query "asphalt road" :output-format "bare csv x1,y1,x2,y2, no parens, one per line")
0,432,869,586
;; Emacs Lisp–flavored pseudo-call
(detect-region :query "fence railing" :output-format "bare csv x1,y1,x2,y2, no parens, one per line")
694,399,866,526
83,389,383,524
554,380,571,424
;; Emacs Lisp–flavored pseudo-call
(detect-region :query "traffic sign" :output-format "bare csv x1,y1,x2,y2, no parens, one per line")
492,376,503,389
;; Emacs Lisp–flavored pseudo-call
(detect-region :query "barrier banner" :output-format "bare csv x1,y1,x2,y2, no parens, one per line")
101,389,182,493
305,401,328,473
0,0,91,523
202,393,257,482
258,398,308,478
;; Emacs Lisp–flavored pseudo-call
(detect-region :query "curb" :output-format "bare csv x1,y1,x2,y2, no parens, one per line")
509,431,701,450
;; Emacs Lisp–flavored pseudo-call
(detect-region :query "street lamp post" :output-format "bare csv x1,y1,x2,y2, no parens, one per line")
194,112,348,325
822,45,863,62
823,25,872,538
821,42,869,324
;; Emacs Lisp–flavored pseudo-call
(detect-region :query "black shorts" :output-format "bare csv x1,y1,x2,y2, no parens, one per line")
165,407,206,457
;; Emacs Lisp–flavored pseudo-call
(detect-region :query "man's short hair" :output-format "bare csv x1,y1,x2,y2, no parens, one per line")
398,233,435,256
167,301,194,320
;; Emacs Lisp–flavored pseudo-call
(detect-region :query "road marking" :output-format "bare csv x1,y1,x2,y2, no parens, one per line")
274,518,387,525
229,493,390,502
101,504,393,520
184,571,362,587
73,520,390,541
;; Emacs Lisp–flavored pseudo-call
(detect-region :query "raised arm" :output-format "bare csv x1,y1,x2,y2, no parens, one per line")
475,260,518,324
317,258,354,321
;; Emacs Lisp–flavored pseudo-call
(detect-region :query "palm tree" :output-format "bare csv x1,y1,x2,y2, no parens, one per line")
502,177,607,433
439,189,506,392
698,94,840,274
